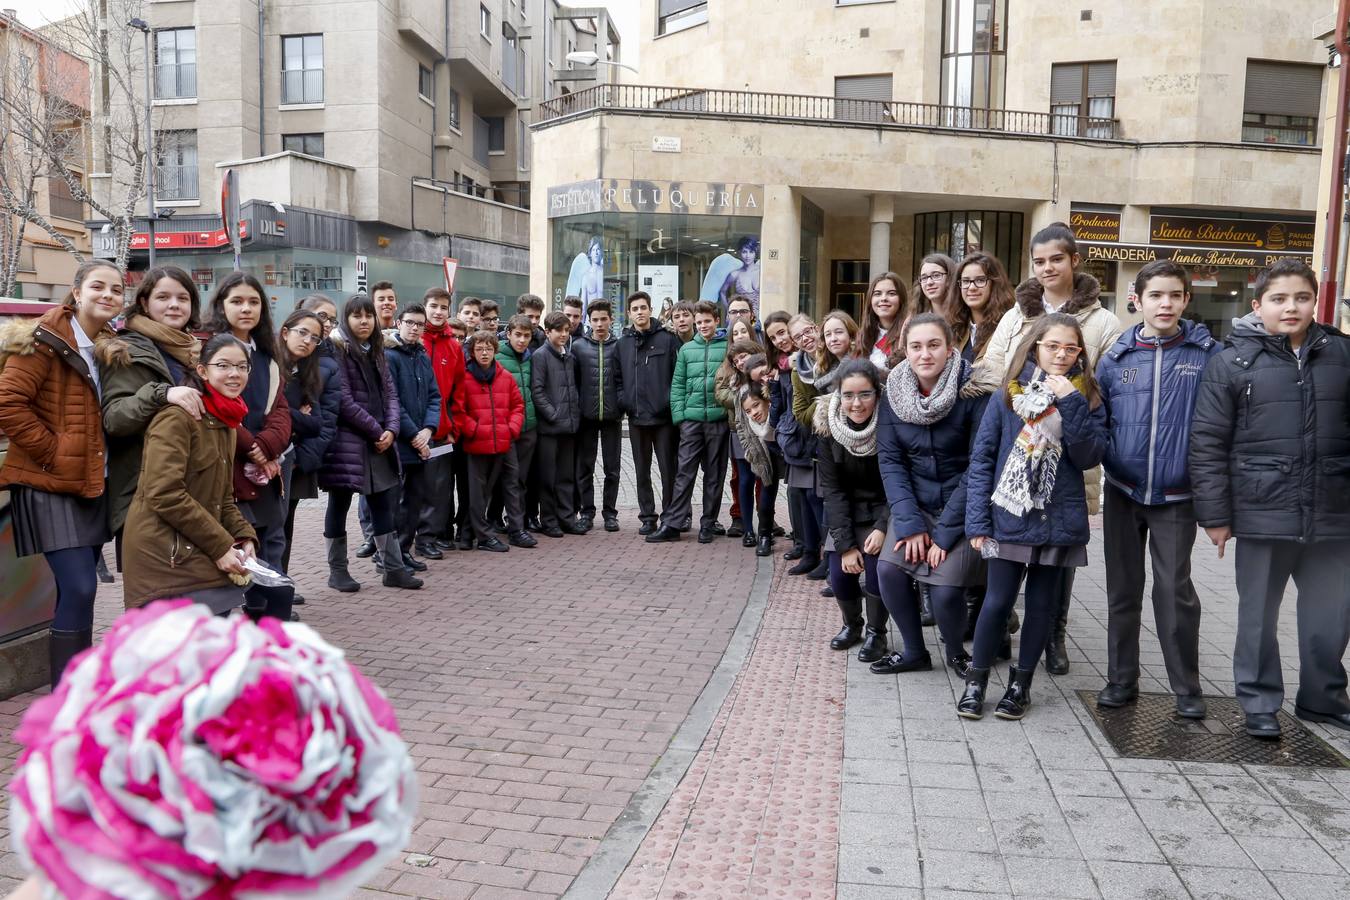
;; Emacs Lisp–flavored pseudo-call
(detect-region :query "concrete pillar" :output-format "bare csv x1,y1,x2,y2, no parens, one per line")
869,193,895,278
759,186,800,316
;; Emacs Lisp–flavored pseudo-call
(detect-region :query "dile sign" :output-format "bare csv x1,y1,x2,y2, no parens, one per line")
259,219,286,237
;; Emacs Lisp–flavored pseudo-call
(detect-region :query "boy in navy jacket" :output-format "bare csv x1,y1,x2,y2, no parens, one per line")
1095,261,1219,720
385,305,442,568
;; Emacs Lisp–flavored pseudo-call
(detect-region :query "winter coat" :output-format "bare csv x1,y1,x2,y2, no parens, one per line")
0,306,110,498
457,361,525,455
99,329,188,534
877,385,989,552
422,323,466,442
385,336,443,465
231,349,291,503
771,366,814,468
814,420,889,554
286,354,341,475
618,324,682,426
670,332,728,424
496,346,537,432
121,406,256,609
1097,320,1220,506
319,333,401,492
971,273,1121,514
1189,315,1350,542
530,343,581,435
965,379,1108,547
573,333,623,422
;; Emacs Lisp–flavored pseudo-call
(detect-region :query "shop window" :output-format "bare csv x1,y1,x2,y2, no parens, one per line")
940,0,1007,113
913,210,1024,283
1243,60,1321,146
154,28,196,100
156,129,198,201
293,264,343,291
834,74,892,123
658,0,708,36
418,65,434,101
282,132,324,156
281,34,324,105
1050,61,1116,138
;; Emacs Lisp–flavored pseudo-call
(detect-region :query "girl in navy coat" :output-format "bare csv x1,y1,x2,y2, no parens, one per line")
960,313,1107,720
873,314,989,676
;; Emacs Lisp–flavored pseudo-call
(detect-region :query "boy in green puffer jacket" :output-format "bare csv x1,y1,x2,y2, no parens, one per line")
647,300,730,544
494,315,538,548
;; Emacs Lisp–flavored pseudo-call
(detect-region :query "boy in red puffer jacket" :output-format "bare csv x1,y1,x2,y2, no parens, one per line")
454,330,525,552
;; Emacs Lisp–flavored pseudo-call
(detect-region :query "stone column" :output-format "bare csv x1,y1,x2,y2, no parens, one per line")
869,193,894,278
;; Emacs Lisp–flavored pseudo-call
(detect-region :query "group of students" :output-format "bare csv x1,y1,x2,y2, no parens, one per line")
1,223,1347,739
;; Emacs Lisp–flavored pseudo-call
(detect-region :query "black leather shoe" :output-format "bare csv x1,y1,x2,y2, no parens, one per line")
604,516,620,532
560,521,587,535
416,542,444,560
783,544,804,561
293,592,306,606
727,521,744,538
789,552,820,576
541,525,565,538
806,557,829,581
509,531,538,548
1176,695,1208,720
995,667,1035,720
820,585,834,598
710,522,726,536
1097,682,1139,709
869,651,933,674
402,552,428,573
946,651,972,678
697,525,715,544
646,525,682,543
1295,706,1350,732
478,537,509,553
830,625,863,651
434,538,455,551
355,539,376,558
857,628,888,664
638,522,656,536
525,517,544,533
1245,712,1282,739
456,535,474,551
772,525,786,537
577,516,594,533
741,531,757,548
957,667,990,719
756,534,774,557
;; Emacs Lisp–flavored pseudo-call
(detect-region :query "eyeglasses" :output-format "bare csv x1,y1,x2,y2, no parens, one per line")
841,390,876,403
313,312,334,324
288,327,321,345
960,276,990,289
1037,341,1082,357
918,273,947,284
207,362,252,374
790,325,818,339
400,321,428,331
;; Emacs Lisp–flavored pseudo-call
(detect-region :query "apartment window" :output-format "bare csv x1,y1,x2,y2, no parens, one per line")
480,4,490,38
518,118,530,171
940,0,1007,111
156,130,198,201
472,114,490,165
282,132,324,156
154,28,196,99
448,88,461,129
503,24,518,94
418,64,434,100
834,74,892,123
486,115,506,153
48,177,83,221
658,0,708,35
1050,61,1116,138
281,34,324,105
1243,60,1321,146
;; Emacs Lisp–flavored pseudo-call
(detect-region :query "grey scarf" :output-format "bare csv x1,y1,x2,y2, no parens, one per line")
736,401,775,483
886,354,965,426
823,391,879,457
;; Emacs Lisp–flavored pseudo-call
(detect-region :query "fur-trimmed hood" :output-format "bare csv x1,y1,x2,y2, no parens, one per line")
0,306,119,373
811,391,833,438
1013,272,1101,319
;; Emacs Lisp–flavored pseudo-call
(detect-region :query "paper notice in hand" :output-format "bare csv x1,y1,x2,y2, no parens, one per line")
425,443,455,459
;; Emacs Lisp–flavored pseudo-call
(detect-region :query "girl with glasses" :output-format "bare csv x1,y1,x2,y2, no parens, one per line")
912,253,958,318
121,335,259,614
959,314,1106,720
948,252,1017,370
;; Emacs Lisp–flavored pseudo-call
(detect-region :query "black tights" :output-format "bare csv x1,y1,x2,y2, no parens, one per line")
876,561,968,660
972,559,1066,670
325,488,397,538
46,545,99,632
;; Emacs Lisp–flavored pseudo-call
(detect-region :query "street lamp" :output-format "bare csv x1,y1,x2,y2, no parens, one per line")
128,17,157,268
564,50,639,75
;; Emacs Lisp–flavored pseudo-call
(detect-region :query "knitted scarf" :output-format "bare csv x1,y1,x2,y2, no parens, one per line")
989,371,1089,516
735,394,775,482
126,314,199,369
202,385,247,429
824,390,879,457
886,354,966,426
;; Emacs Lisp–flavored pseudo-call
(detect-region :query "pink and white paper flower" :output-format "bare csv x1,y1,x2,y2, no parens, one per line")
9,601,417,899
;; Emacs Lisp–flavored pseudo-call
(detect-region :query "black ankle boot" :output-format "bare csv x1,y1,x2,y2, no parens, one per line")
919,582,935,627
48,628,93,688
784,543,805,561
946,650,973,678
996,666,1035,719
756,532,774,557
806,556,830,581
1044,579,1072,675
741,530,757,548
957,666,990,719
831,595,864,650
788,551,819,576
857,627,888,663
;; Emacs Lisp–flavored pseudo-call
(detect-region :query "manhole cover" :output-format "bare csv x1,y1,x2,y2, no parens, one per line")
1077,691,1350,768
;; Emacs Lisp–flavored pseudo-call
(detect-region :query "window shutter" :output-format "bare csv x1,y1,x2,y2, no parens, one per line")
1245,61,1323,117
834,74,893,102
1050,64,1083,105
1087,62,1116,96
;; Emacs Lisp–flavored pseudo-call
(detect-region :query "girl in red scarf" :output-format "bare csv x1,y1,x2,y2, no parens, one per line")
121,335,258,614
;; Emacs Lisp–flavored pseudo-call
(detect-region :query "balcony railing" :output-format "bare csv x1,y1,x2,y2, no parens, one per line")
536,84,1124,141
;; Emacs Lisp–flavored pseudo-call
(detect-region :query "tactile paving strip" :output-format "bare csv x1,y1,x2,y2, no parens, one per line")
1078,691,1350,769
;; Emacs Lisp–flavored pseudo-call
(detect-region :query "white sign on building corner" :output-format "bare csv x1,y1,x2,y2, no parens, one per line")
355,256,368,295
651,135,682,153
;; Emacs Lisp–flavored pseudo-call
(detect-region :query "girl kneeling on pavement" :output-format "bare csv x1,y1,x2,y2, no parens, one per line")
121,335,259,613
960,313,1107,720
813,360,891,665
0,261,123,686
322,295,422,592
873,313,989,676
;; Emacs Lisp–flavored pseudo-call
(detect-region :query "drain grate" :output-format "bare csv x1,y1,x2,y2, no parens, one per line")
1077,691,1350,769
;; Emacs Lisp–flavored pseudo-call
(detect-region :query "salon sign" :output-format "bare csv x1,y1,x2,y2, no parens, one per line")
547,179,765,218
